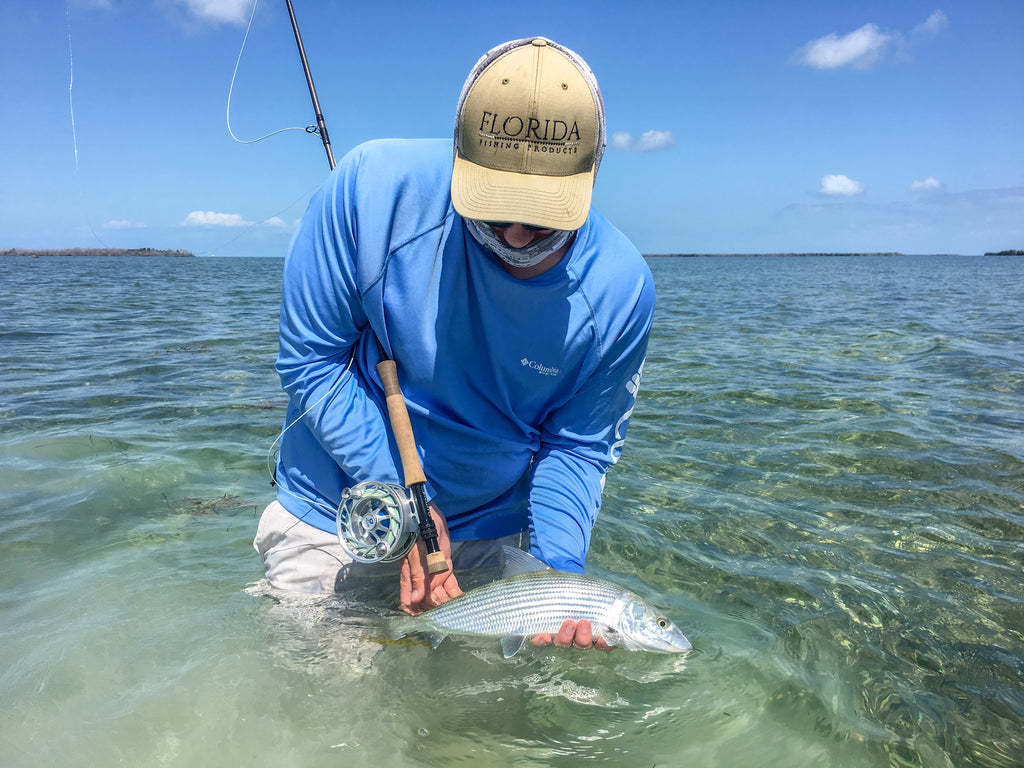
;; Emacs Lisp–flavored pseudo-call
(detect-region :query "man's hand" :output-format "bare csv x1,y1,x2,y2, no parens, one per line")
399,503,461,615
530,619,613,651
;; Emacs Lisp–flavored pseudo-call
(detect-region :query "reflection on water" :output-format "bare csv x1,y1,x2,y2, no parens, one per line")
1,254,1022,767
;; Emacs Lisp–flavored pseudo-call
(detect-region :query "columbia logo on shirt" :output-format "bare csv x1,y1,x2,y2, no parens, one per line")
521,357,559,376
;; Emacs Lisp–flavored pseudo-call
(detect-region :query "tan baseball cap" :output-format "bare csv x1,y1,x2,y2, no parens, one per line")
452,38,606,231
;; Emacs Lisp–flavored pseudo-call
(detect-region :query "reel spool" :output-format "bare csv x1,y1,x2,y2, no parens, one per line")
336,481,419,563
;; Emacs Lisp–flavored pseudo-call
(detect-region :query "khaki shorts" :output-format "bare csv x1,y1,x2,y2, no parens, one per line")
253,500,525,594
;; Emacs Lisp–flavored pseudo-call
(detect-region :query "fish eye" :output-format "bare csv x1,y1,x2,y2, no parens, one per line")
657,617,669,629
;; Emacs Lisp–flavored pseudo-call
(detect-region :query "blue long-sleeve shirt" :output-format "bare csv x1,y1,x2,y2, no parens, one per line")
274,138,654,572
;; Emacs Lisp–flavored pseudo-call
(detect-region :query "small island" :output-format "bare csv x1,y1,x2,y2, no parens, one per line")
1,248,194,258
644,252,905,258
984,249,1024,256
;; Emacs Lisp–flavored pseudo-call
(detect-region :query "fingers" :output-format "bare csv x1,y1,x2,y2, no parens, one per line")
398,554,424,615
555,619,583,648
400,542,461,616
399,504,460,615
402,579,460,614
530,620,613,651
428,572,462,607
532,620,580,649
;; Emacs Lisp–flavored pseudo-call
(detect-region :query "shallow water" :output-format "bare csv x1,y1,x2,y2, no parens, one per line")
1,254,1022,767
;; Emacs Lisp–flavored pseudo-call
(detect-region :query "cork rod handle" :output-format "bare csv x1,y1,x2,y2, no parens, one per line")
375,359,448,575
376,359,426,487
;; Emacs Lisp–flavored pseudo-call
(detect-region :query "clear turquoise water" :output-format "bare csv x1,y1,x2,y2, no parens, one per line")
1,254,1022,767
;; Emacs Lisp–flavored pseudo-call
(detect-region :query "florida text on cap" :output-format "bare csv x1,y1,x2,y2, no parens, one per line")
452,37,606,232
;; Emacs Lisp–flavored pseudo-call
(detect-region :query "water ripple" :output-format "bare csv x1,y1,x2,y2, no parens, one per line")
2,254,1023,767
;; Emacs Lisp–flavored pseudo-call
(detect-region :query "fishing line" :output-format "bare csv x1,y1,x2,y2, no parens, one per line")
67,4,78,170
189,182,318,257
264,355,354,517
65,0,108,249
200,0,329,257
226,0,312,146
266,0,444,570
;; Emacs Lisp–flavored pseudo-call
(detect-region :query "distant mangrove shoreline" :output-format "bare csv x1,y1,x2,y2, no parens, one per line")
644,252,907,258
646,251,1022,257
6,248,1019,259
1,248,194,258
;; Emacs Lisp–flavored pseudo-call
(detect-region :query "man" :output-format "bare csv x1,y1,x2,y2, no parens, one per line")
254,37,654,652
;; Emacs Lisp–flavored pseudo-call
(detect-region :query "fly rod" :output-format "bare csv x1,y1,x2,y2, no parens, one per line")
284,0,448,575
285,0,334,170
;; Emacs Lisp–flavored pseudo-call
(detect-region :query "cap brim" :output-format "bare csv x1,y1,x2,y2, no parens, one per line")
451,154,594,231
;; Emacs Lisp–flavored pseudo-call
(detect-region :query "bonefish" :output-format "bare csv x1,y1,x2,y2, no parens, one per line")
387,546,693,657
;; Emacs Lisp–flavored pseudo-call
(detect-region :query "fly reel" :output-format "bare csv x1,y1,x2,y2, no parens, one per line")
336,481,420,563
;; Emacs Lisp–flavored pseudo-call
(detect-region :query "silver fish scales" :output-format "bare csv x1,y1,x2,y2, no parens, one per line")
387,546,693,657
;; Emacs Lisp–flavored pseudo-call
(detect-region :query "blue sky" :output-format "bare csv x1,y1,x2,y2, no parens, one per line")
2,0,1022,257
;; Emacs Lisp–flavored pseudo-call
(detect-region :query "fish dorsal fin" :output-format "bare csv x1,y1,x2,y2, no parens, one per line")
500,545,552,578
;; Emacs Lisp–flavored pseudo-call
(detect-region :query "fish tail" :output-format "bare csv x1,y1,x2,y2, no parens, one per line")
384,615,446,649
385,615,418,640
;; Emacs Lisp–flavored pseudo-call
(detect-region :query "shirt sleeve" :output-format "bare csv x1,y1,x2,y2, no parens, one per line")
276,160,401,487
528,266,655,572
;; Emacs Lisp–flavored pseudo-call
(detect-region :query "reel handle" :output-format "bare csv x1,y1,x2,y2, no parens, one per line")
376,359,449,575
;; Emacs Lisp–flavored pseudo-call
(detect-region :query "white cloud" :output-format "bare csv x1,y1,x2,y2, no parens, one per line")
820,174,865,196
181,210,291,228
914,10,949,37
183,210,252,227
611,130,675,153
177,0,254,26
796,23,893,70
794,11,949,70
103,219,146,229
910,177,943,191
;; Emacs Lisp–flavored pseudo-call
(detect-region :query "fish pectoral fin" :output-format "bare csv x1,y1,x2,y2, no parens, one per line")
500,635,529,658
601,627,621,648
